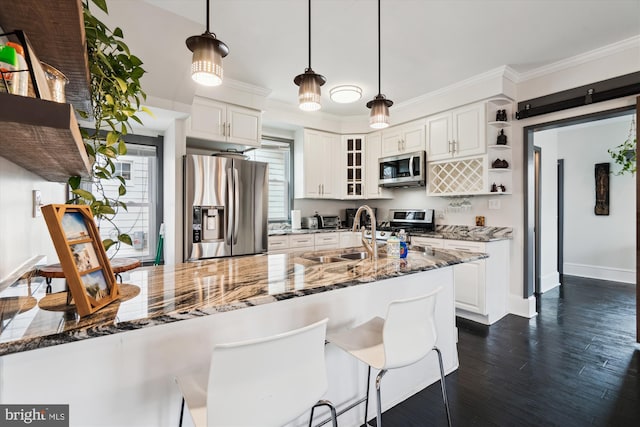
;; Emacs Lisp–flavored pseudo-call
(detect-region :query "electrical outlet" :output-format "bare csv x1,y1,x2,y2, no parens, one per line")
33,190,42,218
488,199,501,210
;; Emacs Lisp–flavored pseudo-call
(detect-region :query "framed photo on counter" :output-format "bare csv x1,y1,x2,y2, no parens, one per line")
42,204,119,316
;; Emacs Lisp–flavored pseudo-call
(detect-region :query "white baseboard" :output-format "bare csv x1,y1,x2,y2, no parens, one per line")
563,262,636,284
540,272,561,293
508,294,537,318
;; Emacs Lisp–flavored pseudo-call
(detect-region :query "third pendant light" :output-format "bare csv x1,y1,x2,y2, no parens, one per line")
294,0,326,111
367,0,393,129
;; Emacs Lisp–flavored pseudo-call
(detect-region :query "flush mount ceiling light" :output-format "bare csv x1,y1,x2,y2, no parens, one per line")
186,0,229,87
294,0,326,111
366,0,393,129
330,85,363,104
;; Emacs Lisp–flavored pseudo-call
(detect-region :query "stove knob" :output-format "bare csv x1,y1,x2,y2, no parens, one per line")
380,231,386,236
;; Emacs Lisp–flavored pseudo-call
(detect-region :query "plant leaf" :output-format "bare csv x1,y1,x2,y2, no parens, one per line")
102,238,116,252
118,233,132,246
72,188,96,201
91,0,109,14
114,76,127,92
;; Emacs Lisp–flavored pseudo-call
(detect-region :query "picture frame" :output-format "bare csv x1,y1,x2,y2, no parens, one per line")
41,204,119,316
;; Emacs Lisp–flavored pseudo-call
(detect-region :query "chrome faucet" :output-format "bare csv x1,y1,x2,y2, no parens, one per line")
352,205,378,259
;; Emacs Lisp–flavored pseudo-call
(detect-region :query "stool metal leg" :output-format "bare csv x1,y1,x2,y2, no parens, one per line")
178,397,185,427
434,346,452,427
309,400,338,427
374,370,387,427
363,366,371,426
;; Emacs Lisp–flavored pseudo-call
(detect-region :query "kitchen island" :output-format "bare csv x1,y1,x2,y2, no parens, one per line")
0,247,486,427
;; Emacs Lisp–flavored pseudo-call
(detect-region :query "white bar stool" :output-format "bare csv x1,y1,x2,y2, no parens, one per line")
327,288,451,427
175,318,338,427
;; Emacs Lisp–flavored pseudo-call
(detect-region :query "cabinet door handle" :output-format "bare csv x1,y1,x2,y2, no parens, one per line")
447,140,452,153
227,123,231,137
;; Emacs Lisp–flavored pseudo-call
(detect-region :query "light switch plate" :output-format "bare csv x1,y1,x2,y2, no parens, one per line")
488,199,500,210
33,190,42,217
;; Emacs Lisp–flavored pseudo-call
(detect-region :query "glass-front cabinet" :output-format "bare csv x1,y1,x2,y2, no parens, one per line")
343,135,364,198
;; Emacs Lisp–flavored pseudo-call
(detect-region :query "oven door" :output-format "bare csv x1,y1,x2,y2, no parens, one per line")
378,151,426,187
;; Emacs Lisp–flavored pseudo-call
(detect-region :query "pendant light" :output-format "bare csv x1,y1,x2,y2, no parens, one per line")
366,0,393,129
186,0,229,87
294,0,326,111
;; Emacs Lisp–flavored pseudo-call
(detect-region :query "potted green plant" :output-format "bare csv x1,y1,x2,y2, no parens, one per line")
608,118,636,175
68,0,151,254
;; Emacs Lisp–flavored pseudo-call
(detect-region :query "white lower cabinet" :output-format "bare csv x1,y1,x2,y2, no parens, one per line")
314,233,340,250
268,232,359,253
410,236,444,250
288,234,315,252
443,239,509,325
267,235,290,254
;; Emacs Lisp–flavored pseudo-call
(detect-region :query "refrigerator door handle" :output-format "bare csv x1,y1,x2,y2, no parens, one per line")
233,167,240,244
226,167,234,246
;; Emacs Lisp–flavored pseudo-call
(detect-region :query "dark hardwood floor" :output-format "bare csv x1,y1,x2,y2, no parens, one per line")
374,276,640,427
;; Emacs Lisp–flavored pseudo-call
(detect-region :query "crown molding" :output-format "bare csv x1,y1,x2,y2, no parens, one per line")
218,77,273,98
394,66,511,111
517,35,640,82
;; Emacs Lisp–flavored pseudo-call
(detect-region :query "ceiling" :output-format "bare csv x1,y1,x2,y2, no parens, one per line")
98,0,640,119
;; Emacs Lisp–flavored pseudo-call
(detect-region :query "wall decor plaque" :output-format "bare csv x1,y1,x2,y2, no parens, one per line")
594,163,610,216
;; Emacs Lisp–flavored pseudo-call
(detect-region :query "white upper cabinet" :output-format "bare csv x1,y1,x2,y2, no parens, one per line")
186,97,262,148
295,129,340,199
426,102,485,161
381,119,426,156
365,132,392,199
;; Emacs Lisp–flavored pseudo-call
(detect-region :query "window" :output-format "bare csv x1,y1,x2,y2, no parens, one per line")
79,131,163,264
246,138,292,221
114,161,133,181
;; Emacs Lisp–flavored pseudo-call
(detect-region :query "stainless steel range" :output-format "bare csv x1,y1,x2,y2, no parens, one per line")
367,209,435,241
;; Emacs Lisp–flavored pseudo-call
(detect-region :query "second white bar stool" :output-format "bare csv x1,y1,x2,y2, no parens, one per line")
176,318,337,427
327,288,451,427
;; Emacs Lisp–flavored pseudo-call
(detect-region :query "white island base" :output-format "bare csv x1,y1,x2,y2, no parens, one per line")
0,267,457,427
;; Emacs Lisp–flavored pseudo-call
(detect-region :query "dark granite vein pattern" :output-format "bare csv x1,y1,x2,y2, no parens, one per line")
411,225,513,242
0,247,486,356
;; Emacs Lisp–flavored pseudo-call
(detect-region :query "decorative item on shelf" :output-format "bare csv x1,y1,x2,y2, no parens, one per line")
492,158,509,169
186,0,229,87
496,128,508,145
366,0,394,129
41,62,68,103
499,184,506,192
41,204,121,317
495,109,507,122
475,216,485,226
491,182,498,192
294,0,326,111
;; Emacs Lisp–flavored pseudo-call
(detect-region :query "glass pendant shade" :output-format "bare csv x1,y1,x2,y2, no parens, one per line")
367,94,393,129
187,33,228,87
294,68,326,111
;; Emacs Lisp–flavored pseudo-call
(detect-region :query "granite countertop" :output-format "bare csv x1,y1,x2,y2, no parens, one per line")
270,225,513,242
0,246,487,357
411,225,513,242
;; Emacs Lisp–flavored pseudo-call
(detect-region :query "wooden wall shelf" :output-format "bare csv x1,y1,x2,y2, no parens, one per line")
0,92,91,181
0,0,92,182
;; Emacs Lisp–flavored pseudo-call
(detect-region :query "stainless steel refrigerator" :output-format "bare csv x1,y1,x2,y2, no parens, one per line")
184,154,268,261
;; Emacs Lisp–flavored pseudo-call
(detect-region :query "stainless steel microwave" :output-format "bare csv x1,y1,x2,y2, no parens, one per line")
378,150,426,187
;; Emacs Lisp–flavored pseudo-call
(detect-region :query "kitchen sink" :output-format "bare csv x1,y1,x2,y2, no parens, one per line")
303,256,347,264
339,251,386,260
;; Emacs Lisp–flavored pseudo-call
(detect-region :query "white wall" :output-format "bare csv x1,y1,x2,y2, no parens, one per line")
0,158,67,280
534,129,560,292
557,116,636,282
